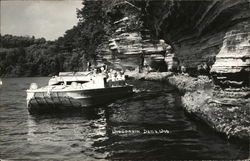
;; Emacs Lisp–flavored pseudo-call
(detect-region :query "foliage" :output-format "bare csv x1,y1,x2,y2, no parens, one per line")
0,0,108,77
0,0,144,77
0,34,46,48
0,43,85,77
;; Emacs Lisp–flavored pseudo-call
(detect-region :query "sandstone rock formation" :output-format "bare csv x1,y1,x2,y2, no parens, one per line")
140,0,250,86
210,22,250,87
97,0,249,86
97,1,170,71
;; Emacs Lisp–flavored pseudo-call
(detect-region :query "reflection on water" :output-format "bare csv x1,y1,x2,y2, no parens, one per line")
27,110,108,160
0,77,249,160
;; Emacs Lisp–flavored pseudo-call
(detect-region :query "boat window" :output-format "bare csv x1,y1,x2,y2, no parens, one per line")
52,81,89,85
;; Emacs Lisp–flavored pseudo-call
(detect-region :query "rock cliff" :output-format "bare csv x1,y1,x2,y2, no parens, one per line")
98,0,249,86
139,0,250,139
141,0,250,85
97,0,170,71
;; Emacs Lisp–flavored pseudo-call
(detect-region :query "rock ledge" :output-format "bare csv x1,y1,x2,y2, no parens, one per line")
168,75,250,140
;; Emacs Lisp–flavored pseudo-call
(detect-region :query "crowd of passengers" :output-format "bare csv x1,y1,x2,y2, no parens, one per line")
89,66,126,82
68,68,127,89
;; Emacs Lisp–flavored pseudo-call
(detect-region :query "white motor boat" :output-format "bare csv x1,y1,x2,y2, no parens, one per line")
26,72,133,113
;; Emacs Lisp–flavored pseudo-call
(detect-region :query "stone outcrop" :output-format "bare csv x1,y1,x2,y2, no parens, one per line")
97,1,169,71
210,23,250,87
168,75,250,140
140,0,250,85
125,70,173,81
138,0,250,140
211,23,250,74
98,0,250,86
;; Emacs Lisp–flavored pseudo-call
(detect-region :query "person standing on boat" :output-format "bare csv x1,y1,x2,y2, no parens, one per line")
100,66,105,73
112,71,118,81
87,61,91,71
93,68,97,77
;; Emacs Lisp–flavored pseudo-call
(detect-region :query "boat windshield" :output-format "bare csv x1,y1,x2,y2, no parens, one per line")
52,81,89,86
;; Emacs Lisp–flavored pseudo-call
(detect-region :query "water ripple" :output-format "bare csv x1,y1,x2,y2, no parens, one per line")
0,78,248,160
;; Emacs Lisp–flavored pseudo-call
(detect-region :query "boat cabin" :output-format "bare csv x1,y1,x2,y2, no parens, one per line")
46,71,126,90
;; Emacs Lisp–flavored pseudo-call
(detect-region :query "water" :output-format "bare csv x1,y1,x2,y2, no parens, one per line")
0,77,248,160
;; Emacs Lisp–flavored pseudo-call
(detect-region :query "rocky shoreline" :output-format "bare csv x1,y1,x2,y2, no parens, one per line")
127,72,250,140
168,75,250,141
125,70,173,81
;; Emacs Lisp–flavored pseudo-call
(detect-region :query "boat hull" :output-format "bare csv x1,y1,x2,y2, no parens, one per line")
27,86,133,114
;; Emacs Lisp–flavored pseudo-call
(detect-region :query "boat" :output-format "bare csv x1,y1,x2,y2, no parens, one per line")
26,71,133,113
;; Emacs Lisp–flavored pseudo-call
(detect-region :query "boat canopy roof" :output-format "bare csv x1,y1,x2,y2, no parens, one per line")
49,73,92,85
59,72,91,76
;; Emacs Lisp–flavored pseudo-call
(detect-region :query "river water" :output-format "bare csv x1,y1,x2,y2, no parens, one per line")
0,77,248,160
